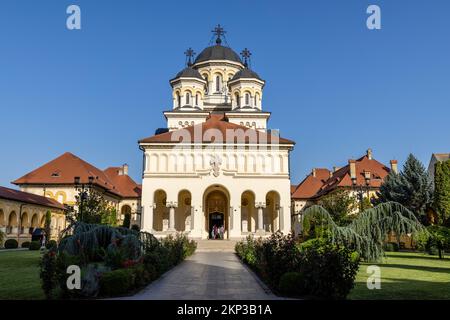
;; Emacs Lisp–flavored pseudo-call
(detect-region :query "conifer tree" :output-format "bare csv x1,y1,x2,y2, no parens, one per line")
378,154,432,221
434,160,450,225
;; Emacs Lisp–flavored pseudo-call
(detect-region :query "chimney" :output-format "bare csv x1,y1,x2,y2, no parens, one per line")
390,160,398,174
349,160,357,182
367,148,373,160
121,164,129,176
312,168,316,177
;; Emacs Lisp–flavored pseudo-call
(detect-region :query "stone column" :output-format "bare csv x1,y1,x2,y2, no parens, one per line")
166,201,177,231
255,202,266,232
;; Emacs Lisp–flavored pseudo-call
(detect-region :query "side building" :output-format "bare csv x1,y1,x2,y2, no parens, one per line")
12,152,141,227
291,149,397,235
0,186,66,246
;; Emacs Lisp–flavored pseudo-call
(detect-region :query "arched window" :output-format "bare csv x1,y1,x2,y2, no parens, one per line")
245,93,250,106
177,93,181,108
235,93,240,108
186,92,190,105
204,75,209,93
195,94,199,106
254,95,257,106
215,75,221,92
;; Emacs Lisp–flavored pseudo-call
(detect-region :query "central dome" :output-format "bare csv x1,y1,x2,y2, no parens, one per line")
194,45,242,64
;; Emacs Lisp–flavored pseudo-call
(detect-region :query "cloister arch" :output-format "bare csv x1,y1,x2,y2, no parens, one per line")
241,191,256,233
31,213,39,228
265,191,281,232
176,190,192,232
153,190,167,231
8,211,17,227
0,209,4,227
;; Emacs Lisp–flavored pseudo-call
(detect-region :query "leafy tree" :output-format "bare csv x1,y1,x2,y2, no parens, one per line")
69,189,118,226
433,160,450,225
416,226,450,259
317,189,357,226
378,154,432,222
302,202,426,262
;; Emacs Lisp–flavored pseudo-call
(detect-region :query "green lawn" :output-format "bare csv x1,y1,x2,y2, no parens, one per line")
349,251,450,300
0,250,44,300
1,250,449,300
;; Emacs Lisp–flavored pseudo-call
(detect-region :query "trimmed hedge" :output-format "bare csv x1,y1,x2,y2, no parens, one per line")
236,234,360,300
99,268,134,296
21,241,31,248
4,239,18,249
29,241,41,251
383,242,399,252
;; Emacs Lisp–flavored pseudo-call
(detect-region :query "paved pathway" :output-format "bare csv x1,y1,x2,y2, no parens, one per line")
120,251,279,300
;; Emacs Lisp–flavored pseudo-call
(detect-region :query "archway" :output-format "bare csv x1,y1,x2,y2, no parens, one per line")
176,190,192,232
21,212,29,234
153,190,167,231
121,205,132,228
265,191,281,232
241,191,256,233
8,211,17,234
203,185,230,239
0,209,4,227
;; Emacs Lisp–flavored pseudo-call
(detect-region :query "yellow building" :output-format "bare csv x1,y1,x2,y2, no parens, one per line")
0,186,66,246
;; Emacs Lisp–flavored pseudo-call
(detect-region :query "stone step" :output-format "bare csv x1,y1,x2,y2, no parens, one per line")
195,240,238,252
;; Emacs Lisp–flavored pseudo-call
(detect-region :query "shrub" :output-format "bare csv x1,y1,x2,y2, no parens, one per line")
99,268,134,297
279,272,305,296
4,239,18,249
46,240,57,249
161,234,196,266
383,242,399,252
235,236,259,268
297,238,360,300
40,248,58,299
21,241,31,248
144,246,170,276
29,241,41,251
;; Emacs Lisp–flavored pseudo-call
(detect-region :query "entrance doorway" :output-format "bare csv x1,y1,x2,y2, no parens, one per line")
209,212,224,239
204,186,229,240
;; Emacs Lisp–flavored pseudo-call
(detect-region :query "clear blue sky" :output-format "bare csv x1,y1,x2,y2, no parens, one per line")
0,0,449,187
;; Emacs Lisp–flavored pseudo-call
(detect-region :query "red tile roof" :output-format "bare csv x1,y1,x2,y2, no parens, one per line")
12,152,140,199
291,168,331,199
104,167,141,199
292,153,392,200
139,113,295,145
0,186,65,210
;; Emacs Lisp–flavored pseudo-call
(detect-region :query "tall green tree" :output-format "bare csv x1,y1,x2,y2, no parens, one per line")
378,154,432,222
317,189,358,226
434,159,450,225
66,190,118,226
44,210,52,242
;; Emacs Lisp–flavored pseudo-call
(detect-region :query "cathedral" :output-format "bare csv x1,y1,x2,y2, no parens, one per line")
139,26,295,239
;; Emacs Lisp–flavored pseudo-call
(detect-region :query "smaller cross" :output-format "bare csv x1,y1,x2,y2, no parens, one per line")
184,47,196,66
240,48,252,67
212,24,226,44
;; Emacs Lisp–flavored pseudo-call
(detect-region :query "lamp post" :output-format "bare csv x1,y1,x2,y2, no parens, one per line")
74,176,94,222
351,173,371,212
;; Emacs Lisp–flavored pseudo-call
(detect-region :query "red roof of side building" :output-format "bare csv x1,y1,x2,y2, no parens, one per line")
12,152,122,197
316,155,390,197
139,113,295,145
103,167,142,199
292,151,392,200
291,168,331,199
0,186,66,210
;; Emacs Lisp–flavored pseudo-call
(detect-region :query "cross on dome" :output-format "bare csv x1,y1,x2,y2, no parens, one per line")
212,24,226,45
240,48,252,67
184,47,196,66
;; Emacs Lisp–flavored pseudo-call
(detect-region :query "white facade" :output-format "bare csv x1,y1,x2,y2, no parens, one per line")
139,32,295,239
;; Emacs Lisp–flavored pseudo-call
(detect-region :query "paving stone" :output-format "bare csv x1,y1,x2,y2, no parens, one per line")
116,251,281,300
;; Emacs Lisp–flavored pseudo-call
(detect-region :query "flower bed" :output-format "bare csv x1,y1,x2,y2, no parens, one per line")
39,223,196,299
235,233,360,300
